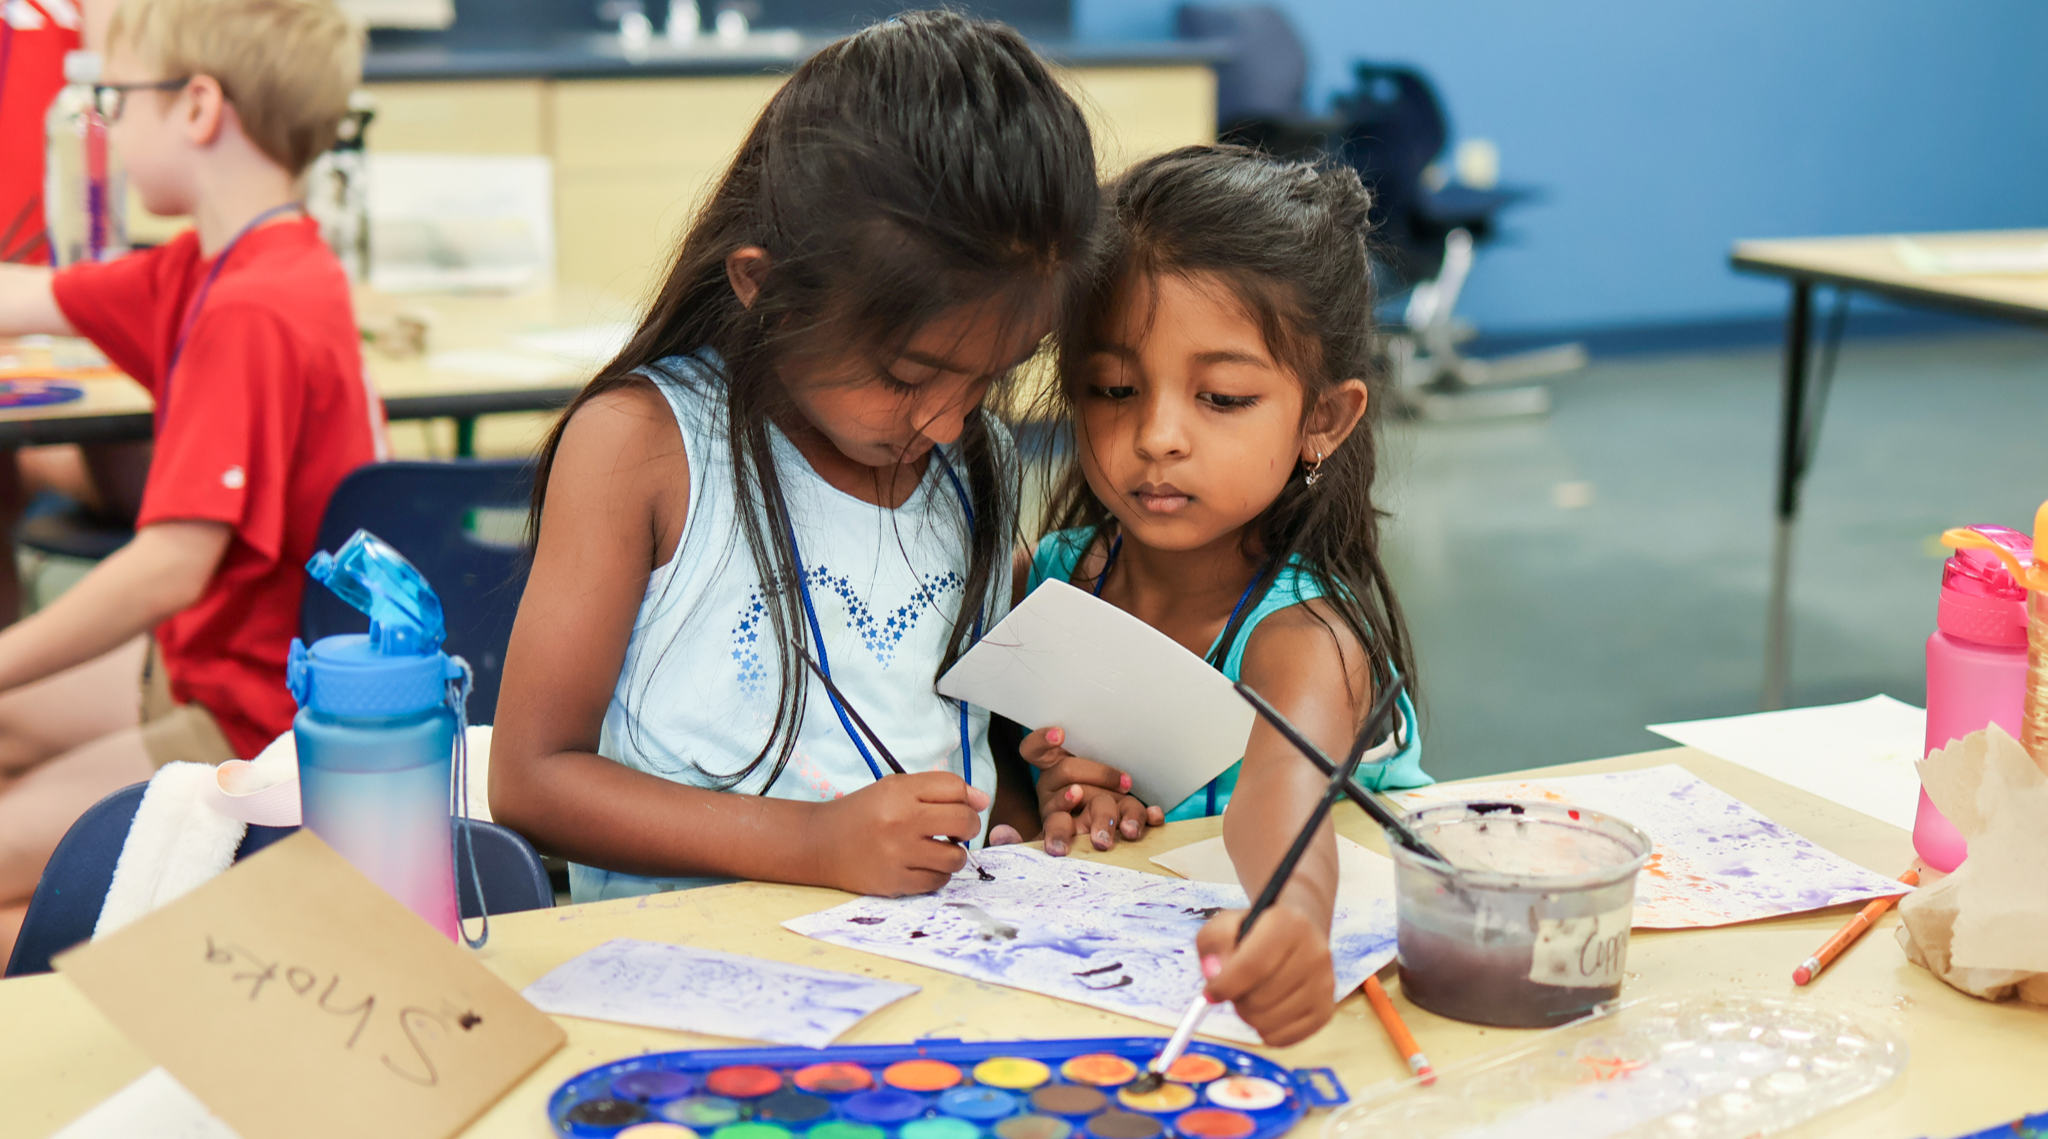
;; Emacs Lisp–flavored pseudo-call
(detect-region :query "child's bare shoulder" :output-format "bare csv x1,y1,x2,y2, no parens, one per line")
1240,597,1371,688
547,377,690,545
558,377,686,467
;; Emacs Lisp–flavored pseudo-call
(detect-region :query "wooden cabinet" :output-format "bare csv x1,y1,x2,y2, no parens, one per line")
365,64,1214,299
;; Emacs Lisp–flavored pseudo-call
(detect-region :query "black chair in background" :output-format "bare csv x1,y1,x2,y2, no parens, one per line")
1176,4,1586,418
301,459,533,724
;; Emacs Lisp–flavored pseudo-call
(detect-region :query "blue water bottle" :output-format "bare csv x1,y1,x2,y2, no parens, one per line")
288,530,476,942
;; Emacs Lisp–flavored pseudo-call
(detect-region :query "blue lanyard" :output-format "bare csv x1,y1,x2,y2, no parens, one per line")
1093,534,1267,815
161,202,303,419
788,447,982,785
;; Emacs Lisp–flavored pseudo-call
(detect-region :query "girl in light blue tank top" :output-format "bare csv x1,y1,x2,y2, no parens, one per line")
992,146,1431,1047
489,15,1102,903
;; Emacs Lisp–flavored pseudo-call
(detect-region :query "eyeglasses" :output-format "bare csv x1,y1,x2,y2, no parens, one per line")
91,78,192,122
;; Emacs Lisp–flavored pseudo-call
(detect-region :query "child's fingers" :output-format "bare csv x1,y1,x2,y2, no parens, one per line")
987,824,1023,846
1041,810,1079,857
1076,790,1127,850
899,770,992,811
1038,755,1134,798
1116,795,1151,841
1017,727,1073,769
918,802,990,844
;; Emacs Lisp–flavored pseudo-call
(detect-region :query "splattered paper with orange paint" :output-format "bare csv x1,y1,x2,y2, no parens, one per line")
1390,765,1910,928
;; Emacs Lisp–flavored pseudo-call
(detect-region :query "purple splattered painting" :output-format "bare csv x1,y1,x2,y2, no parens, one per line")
1392,765,1911,928
783,846,1397,1044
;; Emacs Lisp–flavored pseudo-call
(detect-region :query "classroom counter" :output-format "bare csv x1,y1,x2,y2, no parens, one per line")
3,745,2043,1139
364,34,1228,82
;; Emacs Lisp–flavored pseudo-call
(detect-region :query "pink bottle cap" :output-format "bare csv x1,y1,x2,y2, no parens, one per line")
1937,525,2030,647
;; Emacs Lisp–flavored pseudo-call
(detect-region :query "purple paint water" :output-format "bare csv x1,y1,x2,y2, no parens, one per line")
1390,801,1650,1028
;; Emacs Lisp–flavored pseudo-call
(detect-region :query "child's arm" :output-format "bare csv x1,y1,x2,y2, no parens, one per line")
1196,599,1370,1046
490,381,988,897
0,521,229,692
0,266,75,337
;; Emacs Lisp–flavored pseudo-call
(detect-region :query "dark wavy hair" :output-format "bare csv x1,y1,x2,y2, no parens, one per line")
530,11,1100,790
1040,144,1415,699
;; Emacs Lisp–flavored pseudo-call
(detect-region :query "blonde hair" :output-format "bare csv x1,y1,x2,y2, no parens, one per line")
107,0,363,175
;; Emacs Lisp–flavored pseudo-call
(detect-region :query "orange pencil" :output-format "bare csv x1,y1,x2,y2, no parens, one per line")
1792,869,1920,985
1362,975,1433,1085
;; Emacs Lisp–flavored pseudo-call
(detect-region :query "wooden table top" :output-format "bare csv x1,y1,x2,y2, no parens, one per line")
0,286,638,445
2,745,2042,1139
1731,228,2048,327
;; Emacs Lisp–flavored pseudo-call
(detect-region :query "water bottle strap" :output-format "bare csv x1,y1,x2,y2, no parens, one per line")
447,657,489,949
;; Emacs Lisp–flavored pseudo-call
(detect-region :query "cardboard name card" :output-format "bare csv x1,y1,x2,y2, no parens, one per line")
56,831,565,1139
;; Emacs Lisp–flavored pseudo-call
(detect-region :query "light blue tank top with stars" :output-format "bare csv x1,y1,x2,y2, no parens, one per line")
1026,528,1428,822
570,351,1007,903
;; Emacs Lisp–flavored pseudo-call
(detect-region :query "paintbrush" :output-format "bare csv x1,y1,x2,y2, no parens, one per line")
1232,680,1450,866
791,638,990,880
1130,675,1409,1093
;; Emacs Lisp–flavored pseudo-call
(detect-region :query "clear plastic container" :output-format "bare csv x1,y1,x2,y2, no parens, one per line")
43,51,128,267
1393,800,1652,1028
1322,993,1907,1139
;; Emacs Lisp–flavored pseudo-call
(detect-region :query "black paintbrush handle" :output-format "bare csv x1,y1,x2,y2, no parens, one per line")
1236,674,1408,942
790,637,908,776
1233,678,1449,865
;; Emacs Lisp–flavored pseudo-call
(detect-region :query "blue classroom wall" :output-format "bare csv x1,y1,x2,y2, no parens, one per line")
1076,0,2048,337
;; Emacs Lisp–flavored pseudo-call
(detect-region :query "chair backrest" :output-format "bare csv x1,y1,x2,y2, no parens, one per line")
301,460,534,724
1176,4,1309,124
1334,63,1452,280
6,783,553,978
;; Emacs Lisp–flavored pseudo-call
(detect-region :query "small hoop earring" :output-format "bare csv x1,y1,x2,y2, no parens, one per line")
1304,448,1326,488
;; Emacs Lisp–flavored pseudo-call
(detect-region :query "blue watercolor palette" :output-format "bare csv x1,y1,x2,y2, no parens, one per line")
546,1037,1347,1139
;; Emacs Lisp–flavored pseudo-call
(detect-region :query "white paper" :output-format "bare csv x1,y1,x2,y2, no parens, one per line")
1647,695,1924,829
937,580,1253,811
522,939,920,1049
368,154,555,294
1150,832,1397,901
784,846,1398,1045
53,1068,241,1139
1894,238,2048,276
1393,765,1911,928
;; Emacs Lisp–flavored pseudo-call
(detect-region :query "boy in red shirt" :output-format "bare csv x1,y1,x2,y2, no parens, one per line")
0,0,377,956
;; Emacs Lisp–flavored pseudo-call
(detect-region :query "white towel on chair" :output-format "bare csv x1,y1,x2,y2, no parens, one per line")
92,763,246,938
91,724,497,939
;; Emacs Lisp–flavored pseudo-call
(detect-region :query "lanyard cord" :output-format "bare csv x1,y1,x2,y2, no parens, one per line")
786,447,982,787
160,201,302,418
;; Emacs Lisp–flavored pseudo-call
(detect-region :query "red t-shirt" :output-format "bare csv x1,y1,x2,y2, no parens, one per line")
0,0,82,264
54,219,383,757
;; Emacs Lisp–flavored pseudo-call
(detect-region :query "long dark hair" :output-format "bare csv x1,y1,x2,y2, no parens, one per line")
1041,144,1416,701
530,11,1099,790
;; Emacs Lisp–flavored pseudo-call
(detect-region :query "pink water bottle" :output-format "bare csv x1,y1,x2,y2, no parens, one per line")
1918,525,2031,871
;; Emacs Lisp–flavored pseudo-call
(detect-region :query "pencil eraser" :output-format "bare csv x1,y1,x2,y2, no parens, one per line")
1792,966,1811,986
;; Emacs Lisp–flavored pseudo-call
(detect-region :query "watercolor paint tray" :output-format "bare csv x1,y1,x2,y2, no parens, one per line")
1321,993,1905,1139
547,1035,1348,1139
0,380,84,408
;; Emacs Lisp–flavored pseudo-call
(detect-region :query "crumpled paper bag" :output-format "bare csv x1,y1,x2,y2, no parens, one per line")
1897,723,2048,1004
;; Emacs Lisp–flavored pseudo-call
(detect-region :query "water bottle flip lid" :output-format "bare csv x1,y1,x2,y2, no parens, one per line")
306,529,445,656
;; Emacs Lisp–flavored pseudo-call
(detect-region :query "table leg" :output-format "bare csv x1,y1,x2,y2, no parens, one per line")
1763,281,1813,711
454,416,477,458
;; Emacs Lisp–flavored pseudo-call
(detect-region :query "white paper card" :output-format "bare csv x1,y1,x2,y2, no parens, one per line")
1150,833,1397,901
937,580,1252,811
1647,694,1924,830
522,939,920,1049
53,1068,242,1139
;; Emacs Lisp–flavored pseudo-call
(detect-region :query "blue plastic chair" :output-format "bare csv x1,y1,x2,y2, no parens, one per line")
5,782,553,977
300,460,534,724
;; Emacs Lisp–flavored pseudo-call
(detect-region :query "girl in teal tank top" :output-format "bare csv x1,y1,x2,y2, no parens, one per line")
990,146,1429,1047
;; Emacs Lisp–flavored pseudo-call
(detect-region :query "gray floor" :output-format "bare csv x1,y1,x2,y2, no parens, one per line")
1382,330,2048,783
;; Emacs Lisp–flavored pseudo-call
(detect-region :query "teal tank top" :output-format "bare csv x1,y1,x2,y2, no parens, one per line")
1026,528,1429,821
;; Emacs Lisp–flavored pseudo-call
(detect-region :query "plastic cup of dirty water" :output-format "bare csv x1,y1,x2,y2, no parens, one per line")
1391,799,1653,1028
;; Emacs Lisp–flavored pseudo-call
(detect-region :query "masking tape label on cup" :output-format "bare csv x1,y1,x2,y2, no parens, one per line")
1528,906,1632,988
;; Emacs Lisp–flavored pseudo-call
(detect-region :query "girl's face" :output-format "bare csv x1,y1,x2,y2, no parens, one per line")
1075,271,1347,554
782,294,1049,471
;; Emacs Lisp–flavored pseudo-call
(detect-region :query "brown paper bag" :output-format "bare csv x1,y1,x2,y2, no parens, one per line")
1897,723,2048,1004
